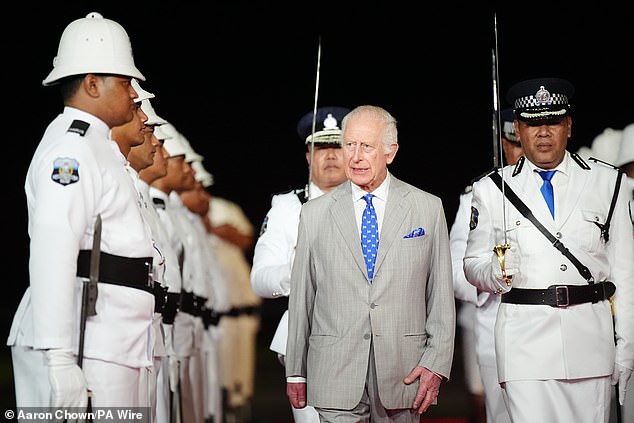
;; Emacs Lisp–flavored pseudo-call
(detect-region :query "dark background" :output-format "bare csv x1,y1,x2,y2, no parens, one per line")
3,1,633,420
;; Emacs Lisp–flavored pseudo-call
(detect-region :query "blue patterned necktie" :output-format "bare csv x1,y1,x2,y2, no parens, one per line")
361,194,379,281
538,170,556,218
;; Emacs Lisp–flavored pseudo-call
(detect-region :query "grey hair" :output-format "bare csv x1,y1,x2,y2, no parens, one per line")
341,105,398,153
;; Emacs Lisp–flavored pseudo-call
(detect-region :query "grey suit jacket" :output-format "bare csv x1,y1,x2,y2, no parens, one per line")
286,175,455,410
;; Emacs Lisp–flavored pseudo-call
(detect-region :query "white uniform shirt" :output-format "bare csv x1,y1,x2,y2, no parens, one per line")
450,189,499,368
8,107,155,368
251,182,325,355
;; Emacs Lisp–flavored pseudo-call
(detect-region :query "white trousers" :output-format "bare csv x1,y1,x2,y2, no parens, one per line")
12,345,150,409
479,364,510,423
504,377,611,423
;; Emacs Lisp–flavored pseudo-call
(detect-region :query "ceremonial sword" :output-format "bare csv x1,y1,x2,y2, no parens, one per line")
490,13,512,286
306,36,321,201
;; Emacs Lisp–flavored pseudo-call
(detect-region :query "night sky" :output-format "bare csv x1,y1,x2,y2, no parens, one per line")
4,0,633,387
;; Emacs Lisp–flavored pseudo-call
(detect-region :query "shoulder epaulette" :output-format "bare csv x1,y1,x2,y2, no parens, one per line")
271,187,304,197
470,167,500,185
587,156,619,171
571,152,591,170
67,120,90,136
512,156,525,176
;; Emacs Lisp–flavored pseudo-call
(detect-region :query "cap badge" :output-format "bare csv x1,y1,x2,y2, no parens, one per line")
323,113,340,130
534,86,552,106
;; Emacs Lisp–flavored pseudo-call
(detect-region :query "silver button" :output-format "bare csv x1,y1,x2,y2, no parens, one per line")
560,264,567,271
556,232,562,239
515,220,521,226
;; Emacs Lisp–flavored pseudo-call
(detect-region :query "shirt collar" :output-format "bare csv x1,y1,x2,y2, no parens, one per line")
351,172,391,202
526,151,571,177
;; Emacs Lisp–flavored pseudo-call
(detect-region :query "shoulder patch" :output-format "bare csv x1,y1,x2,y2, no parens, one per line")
587,156,619,170
469,206,479,230
512,156,525,176
51,157,80,186
67,120,90,136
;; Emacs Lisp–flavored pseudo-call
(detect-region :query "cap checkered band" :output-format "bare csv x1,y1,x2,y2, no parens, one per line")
513,85,569,110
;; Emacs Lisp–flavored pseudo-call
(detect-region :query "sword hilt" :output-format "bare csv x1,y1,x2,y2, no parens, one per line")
493,243,512,286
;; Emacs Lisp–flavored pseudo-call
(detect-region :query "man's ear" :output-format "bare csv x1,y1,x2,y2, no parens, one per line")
82,74,101,98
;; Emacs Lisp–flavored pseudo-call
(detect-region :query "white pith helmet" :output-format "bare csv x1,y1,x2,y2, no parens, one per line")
616,123,634,167
191,160,214,187
131,79,154,103
162,132,189,158
153,124,170,141
181,136,204,163
160,123,189,157
43,12,145,86
576,127,622,164
140,99,167,126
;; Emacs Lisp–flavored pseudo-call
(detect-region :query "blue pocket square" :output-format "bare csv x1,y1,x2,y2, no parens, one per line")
403,227,425,238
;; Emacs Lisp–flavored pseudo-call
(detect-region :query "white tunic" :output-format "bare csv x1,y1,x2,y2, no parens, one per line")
8,107,155,368
464,152,634,382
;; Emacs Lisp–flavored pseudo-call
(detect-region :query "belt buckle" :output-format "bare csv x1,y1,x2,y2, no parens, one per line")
555,285,569,307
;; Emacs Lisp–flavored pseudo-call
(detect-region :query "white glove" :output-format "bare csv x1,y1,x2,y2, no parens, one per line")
168,356,180,393
491,246,520,286
162,323,176,357
611,363,633,405
46,348,88,409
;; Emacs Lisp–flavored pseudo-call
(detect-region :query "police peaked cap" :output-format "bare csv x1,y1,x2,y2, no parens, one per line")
296,106,350,145
506,77,574,122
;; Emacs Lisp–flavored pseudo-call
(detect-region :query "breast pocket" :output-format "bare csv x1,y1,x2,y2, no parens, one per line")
579,209,606,251
504,217,544,254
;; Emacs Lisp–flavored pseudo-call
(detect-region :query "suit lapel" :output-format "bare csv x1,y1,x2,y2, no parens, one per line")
330,182,369,278
373,177,410,279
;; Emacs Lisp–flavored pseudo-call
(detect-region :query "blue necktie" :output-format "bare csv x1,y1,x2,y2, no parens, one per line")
538,170,556,218
361,194,379,281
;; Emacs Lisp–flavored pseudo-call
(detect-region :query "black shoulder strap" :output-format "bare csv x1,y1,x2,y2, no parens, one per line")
591,170,623,243
489,172,594,282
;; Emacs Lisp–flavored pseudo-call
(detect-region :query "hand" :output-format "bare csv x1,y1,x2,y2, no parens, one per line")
403,366,441,414
46,349,88,409
286,382,307,409
611,363,633,405
491,246,520,286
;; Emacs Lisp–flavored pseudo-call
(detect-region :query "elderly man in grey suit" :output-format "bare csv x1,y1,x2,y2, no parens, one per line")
286,105,455,422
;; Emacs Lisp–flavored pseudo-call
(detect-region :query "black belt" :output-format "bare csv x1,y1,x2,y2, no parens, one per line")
77,250,153,293
153,284,169,314
501,281,616,308
179,291,208,317
161,292,181,324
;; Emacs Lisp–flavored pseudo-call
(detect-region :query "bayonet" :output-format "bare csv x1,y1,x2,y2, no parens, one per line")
78,214,100,367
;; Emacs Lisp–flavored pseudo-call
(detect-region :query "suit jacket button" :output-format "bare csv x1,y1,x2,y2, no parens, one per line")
363,334,371,340
370,303,377,309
